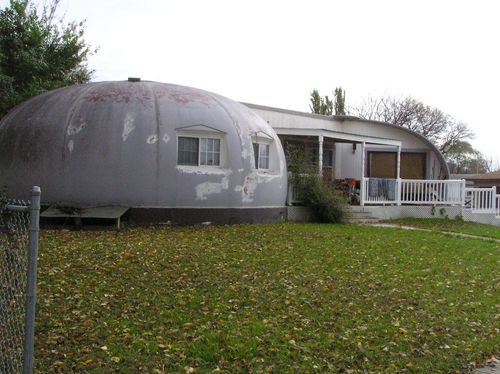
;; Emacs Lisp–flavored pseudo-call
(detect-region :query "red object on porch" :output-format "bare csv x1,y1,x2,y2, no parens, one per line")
345,178,356,187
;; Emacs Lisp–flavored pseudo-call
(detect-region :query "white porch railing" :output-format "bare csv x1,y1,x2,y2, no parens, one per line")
464,187,498,213
400,179,464,205
288,176,499,218
496,194,500,217
361,178,465,206
362,178,398,204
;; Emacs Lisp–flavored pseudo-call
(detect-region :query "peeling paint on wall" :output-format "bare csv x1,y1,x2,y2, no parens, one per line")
162,133,170,144
122,113,136,141
147,134,158,144
67,119,86,136
241,148,250,160
234,174,257,202
68,139,74,154
195,176,229,200
176,166,229,176
234,171,282,203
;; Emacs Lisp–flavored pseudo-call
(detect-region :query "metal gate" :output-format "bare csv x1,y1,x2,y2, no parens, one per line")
0,187,41,374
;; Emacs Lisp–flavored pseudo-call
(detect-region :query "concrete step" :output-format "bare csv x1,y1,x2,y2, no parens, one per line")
348,218,381,224
349,212,373,218
347,207,380,224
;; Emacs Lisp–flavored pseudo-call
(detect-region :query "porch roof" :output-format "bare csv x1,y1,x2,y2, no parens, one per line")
274,127,402,147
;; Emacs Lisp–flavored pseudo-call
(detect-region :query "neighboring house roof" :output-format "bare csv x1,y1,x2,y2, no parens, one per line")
466,170,500,180
242,102,450,179
450,174,474,179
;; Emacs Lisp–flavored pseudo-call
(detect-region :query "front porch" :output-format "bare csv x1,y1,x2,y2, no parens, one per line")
288,177,500,225
277,124,446,207
275,121,499,223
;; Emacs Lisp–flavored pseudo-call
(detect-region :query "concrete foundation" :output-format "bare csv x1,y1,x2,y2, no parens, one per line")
462,211,500,227
358,205,463,220
125,207,288,225
289,204,500,227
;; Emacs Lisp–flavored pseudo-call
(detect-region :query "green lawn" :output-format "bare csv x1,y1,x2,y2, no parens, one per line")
35,223,499,373
382,218,500,240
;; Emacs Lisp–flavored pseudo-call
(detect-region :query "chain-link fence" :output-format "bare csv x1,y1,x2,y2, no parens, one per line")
0,187,41,374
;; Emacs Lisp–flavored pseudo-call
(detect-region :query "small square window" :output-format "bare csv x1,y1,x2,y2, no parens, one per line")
178,136,220,166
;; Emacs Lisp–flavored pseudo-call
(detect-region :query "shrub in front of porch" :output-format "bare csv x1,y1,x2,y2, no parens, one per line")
287,144,348,223
290,173,348,223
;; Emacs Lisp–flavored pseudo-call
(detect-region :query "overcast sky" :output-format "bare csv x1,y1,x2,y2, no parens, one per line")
5,0,500,165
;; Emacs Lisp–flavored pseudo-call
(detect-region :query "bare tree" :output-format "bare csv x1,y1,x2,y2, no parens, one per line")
349,96,473,156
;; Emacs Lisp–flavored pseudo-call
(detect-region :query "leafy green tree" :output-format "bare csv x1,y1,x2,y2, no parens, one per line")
0,0,95,117
334,87,346,115
445,140,492,174
309,89,333,115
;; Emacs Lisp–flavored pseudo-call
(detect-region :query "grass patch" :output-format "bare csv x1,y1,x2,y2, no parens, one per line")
382,218,500,239
35,223,499,372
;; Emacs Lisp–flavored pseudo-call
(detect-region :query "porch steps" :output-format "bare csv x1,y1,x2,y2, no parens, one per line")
347,206,380,224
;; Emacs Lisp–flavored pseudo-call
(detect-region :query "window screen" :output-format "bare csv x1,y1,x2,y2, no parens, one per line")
200,138,220,166
368,152,397,178
259,144,269,169
401,152,426,179
323,149,333,167
178,137,199,165
253,143,270,169
253,143,259,169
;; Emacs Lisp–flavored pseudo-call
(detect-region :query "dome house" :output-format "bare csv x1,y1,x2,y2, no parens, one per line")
0,80,288,224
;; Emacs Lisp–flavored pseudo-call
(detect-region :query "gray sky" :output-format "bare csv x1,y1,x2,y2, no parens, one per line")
5,0,500,165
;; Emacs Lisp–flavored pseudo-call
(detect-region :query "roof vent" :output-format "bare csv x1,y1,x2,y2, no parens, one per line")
128,77,141,82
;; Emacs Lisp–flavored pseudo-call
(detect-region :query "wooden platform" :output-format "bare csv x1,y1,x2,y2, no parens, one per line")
41,206,129,229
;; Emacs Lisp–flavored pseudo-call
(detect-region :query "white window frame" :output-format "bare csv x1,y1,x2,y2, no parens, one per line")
253,142,270,170
199,137,221,166
177,133,223,168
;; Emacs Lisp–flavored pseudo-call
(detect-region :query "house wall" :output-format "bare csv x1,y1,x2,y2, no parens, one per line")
0,83,289,212
334,120,444,180
334,144,442,180
247,105,448,180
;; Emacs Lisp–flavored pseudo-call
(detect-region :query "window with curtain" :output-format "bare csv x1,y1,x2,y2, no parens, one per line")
178,136,220,166
253,142,270,169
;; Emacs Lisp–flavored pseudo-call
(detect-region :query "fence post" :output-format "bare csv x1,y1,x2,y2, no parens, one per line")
22,186,41,374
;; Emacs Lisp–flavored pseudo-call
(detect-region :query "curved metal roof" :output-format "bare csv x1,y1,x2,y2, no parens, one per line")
243,102,450,178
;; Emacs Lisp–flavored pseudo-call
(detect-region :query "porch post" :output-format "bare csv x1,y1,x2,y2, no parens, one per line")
396,145,401,179
318,135,323,175
360,142,365,206
396,145,402,206
461,179,466,207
